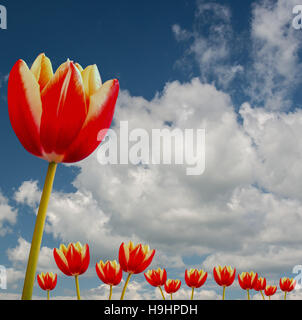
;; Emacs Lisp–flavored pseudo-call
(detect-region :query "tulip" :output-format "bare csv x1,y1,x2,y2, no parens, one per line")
213,265,236,300
238,271,258,300
53,242,90,300
96,260,123,300
253,276,266,300
264,285,277,300
37,272,57,300
164,279,181,300
144,268,167,300
8,54,119,300
119,241,155,300
279,277,296,300
185,269,207,300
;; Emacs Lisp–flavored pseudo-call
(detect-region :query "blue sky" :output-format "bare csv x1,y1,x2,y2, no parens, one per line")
0,0,302,300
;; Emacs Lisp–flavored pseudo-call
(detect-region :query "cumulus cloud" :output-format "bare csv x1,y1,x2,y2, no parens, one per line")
0,192,17,236
241,103,302,200
7,237,57,273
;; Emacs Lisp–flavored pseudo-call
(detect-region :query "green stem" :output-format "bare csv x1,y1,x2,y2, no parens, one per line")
21,162,57,300
269,296,271,300
75,275,81,300
284,292,287,300
120,273,132,300
191,287,195,300
260,290,265,300
159,286,165,300
170,293,173,300
47,290,50,300
109,285,113,300
247,289,250,300
222,286,226,300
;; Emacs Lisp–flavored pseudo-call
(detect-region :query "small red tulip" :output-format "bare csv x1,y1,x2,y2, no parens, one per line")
253,276,266,300
213,265,236,287
144,268,167,287
185,269,207,288
238,271,258,300
53,242,90,276
279,277,296,293
119,241,155,274
8,53,119,163
265,285,277,299
253,277,266,291
213,265,236,300
238,271,258,290
165,279,181,295
37,272,57,291
96,260,123,286
280,277,296,300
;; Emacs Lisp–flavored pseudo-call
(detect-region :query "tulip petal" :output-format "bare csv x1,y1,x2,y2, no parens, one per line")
40,61,87,156
96,263,107,284
30,53,54,91
8,60,43,157
53,248,72,276
66,243,82,275
119,242,129,273
63,79,119,163
37,274,46,290
82,65,102,97
79,244,90,275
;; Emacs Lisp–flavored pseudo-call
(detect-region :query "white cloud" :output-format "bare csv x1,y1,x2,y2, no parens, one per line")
240,103,302,200
14,180,40,207
248,0,302,110
7,237,57,273
172,1,243,89
0,192,17,236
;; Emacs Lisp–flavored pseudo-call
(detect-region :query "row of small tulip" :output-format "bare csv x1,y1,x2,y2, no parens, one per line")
36,240,296,300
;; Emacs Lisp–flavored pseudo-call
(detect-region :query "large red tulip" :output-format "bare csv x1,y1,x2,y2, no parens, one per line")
37,272,57,300
53,242,90,300
9,53,119,300
8,53,119,163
